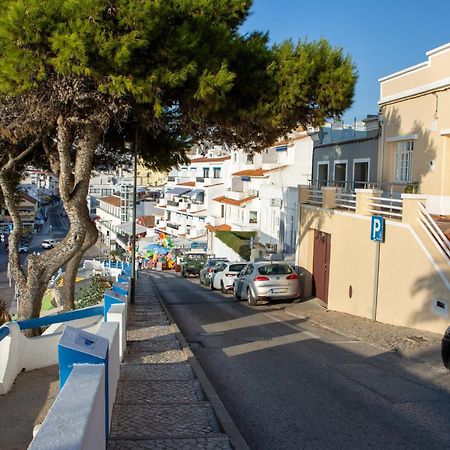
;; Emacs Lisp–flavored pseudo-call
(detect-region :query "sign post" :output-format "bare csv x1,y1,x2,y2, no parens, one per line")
370,216,385,321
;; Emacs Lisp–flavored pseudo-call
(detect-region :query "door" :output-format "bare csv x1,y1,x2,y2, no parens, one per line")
313,230,331,304
353,159,369,189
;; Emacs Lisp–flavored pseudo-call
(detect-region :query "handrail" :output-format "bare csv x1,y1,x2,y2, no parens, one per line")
418,203,450,259
17,305,104,331
0,326,9,342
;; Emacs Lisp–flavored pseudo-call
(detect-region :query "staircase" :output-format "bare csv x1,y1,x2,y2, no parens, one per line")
108,274,232,449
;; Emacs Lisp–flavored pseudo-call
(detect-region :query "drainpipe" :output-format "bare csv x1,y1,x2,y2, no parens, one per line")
377,108,385,188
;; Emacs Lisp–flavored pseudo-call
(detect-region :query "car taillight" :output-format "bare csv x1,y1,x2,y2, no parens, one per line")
225,273,235,277
253,276,270,282
286,274,298,280
207,268,214,272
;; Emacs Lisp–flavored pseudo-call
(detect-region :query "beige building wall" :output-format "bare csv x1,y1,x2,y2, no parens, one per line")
297,205,449,334
379,43,450,213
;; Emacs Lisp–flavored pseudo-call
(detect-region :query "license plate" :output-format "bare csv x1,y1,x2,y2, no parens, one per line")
271,288,287,294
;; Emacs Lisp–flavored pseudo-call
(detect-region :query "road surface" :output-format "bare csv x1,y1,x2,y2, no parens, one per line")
147,271,450,450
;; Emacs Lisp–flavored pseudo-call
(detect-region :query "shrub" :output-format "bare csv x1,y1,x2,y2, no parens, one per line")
76,276,106,309
215,231,256,260
0,299,11,325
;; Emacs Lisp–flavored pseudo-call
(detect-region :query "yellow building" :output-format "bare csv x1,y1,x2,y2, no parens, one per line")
379,42,450,214
136,162,167,187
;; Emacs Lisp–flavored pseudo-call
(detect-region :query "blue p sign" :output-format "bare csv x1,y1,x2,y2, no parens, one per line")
371,215,385,242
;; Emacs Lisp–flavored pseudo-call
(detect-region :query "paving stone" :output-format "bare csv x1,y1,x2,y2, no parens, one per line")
127,325,173,340
125,349,187,364
116,380,205,404
108,435,232,449
119,363,195,381
127,336,180,352
110,403,222,439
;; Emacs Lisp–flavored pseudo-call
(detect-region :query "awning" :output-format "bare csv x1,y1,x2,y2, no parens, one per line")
116,222,147,235
184,189,204,198
166,187,192,196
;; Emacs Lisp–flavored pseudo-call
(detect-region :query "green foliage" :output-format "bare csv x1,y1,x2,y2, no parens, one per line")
216,231,256,260
405,183,420,194
75,276,105,309
0,298,11,325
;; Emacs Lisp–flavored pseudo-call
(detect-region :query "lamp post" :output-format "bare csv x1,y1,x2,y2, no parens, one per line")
125,126,138,304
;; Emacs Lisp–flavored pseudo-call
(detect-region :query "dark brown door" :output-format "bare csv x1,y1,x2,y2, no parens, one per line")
313,230,331,304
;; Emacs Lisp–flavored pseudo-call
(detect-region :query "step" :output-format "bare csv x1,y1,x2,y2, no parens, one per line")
127,337,180,353
124,349,187,364
115,380,205,404
109,403,222,439
119,363,195,381
108,435,232,449
127,325,173,340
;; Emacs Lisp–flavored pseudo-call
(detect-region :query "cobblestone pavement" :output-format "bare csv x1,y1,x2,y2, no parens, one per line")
108,274,233,450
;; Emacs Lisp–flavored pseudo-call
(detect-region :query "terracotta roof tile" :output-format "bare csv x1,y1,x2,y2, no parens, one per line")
99,195,121,207
232,168,265,177
189,155,231,163
206,224,232,232
213,195,256,206
177,181,195,186
137,215,155,228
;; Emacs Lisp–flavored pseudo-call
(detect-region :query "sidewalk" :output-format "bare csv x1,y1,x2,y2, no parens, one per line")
108,272,247,449
279,298,446,370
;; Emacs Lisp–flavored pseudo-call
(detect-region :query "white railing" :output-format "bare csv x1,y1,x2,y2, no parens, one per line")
367,196,403,220
308,188,323,206
336,192,356,211
417,203,450,260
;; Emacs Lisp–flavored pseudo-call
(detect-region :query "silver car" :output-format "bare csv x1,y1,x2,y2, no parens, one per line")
233,262,301,305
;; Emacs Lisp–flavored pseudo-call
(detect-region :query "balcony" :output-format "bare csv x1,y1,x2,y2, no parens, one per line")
167,200,180,207
187,203,205,213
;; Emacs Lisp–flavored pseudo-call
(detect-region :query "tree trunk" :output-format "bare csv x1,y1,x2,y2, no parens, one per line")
1,118,102,330
61,215,98,311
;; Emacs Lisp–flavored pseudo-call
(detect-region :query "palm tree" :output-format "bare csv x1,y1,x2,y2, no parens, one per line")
0,299,11,325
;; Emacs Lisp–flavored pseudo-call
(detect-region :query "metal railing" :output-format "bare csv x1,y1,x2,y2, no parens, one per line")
336,192,356,211
308,188,323,205
367,196,403,220
0,305,104,342
417,203,450,260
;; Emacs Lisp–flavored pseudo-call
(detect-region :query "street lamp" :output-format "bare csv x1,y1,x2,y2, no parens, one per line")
124,126,138,304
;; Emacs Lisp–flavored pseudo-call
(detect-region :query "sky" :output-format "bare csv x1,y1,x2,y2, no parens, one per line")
240,0,450,123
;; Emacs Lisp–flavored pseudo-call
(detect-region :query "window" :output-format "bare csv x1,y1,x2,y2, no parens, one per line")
234,152,237,162
203,167,210,178
353,159,369,188
333,161,347,187
395,141,413,182
213,167,221,178
246,153,254,164
317,162,329,186
249,211,258,224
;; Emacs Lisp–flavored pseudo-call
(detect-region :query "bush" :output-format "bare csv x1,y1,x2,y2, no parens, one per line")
216,231,256,260
0,299,11,325
76,276,106,309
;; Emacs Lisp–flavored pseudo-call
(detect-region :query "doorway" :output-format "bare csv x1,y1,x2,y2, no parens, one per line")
353,159,370,189
313,230,331,304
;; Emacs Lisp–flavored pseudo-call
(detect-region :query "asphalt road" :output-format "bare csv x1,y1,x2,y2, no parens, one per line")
148,271,450,450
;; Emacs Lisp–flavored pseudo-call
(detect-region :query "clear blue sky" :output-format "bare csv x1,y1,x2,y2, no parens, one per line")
240,0,450,123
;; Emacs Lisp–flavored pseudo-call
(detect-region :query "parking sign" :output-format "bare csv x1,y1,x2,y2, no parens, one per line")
371,215,385,242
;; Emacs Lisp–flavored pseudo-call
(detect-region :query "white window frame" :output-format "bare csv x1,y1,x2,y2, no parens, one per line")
333,160,348,183
352,158,370,185
394,140,414,183
317,161,330,183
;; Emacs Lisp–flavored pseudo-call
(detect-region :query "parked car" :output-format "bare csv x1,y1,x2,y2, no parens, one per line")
442,326,450,369
179,251,208,277
18,244,29,253
199,258,229,286
211,262,247,293
42,239,59,249
233,262,301,305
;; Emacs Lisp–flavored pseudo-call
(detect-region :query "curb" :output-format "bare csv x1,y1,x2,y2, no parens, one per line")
143,272,250,450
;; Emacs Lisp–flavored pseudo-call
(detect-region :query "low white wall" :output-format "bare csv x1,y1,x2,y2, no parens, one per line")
107,303,127,361
0,315,102,396
28,364,106,450
96,321,120,424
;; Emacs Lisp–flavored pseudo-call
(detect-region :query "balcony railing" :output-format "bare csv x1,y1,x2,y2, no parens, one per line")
167,200,179,207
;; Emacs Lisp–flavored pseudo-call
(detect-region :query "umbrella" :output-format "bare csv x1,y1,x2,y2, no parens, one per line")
146,243,169,255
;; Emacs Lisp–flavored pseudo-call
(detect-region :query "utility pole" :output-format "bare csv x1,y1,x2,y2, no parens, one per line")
130,126,138,304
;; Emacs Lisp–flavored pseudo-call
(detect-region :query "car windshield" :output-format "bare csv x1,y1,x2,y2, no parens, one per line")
208,260,227,267
258,264,293,275
229,264,246,272
186,254,206,261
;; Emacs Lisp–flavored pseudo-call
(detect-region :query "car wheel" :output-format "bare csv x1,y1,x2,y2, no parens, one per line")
181,270,186,278
247,288,257,306
199,275,204,285
233,285,241,301
221,282,227,294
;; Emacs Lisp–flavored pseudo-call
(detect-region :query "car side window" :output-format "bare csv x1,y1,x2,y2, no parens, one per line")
245,265,253,275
